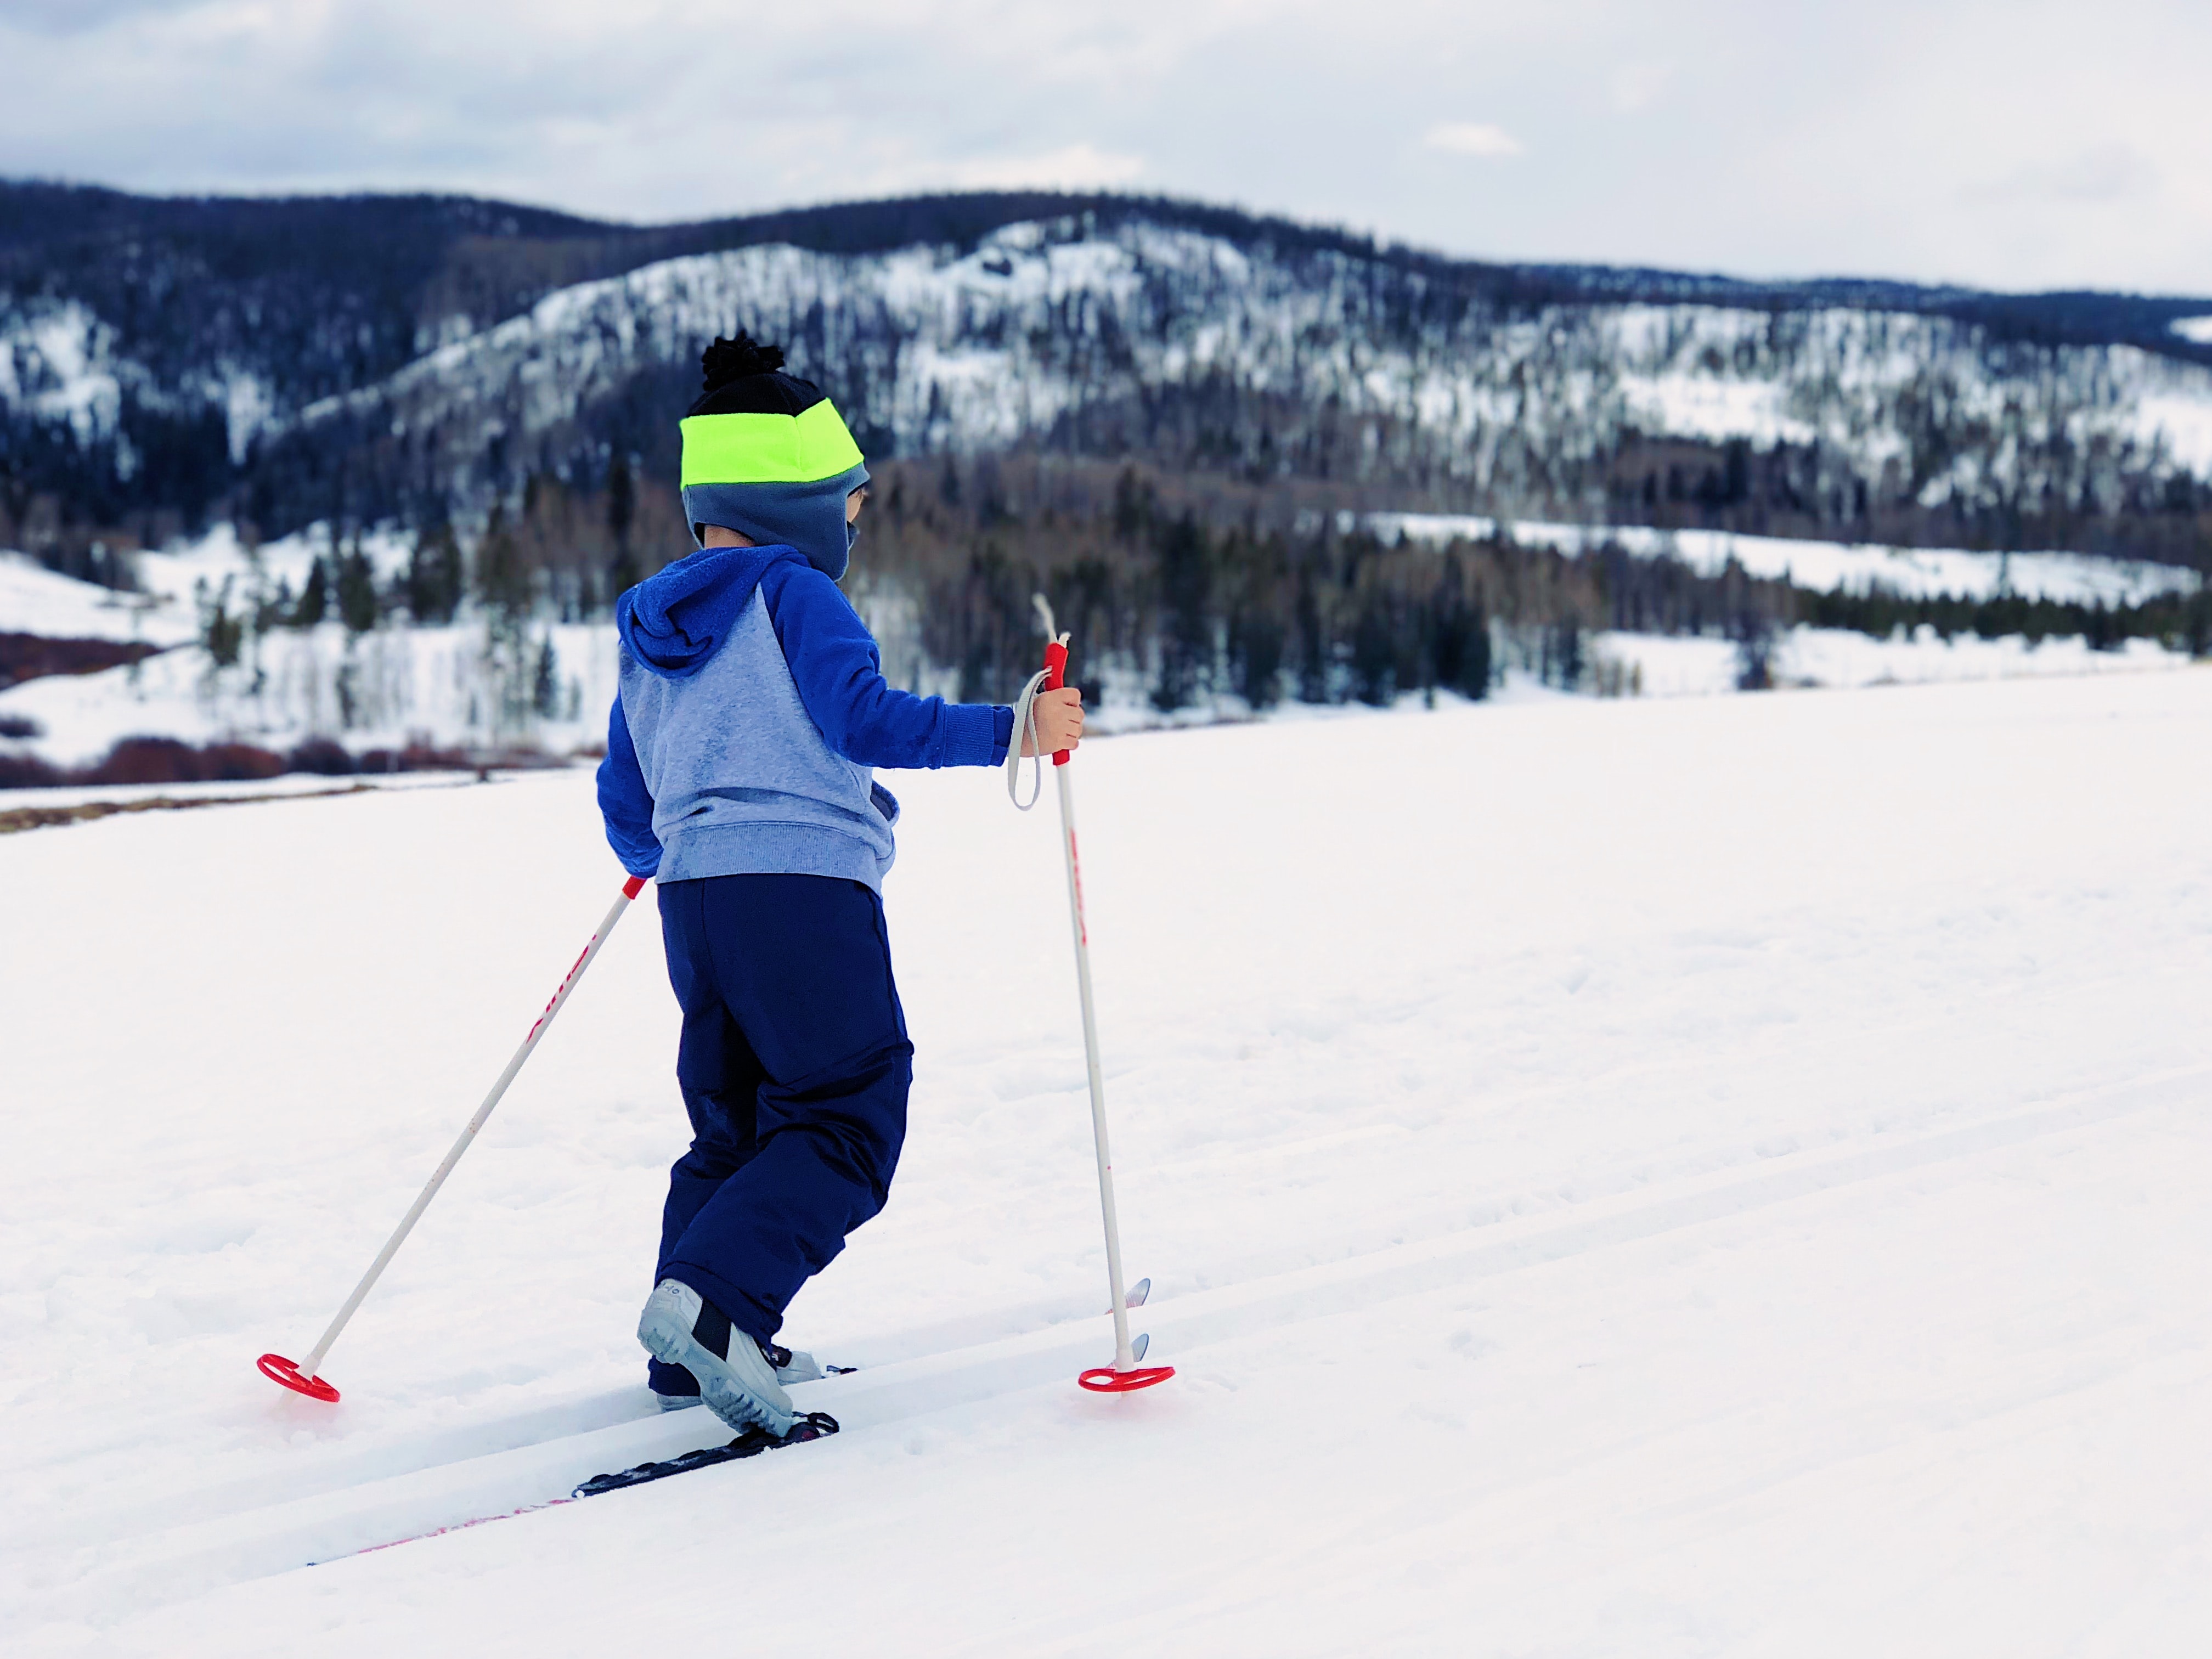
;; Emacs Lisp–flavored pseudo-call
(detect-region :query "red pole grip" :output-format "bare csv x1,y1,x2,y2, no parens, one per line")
1042,640,1071,766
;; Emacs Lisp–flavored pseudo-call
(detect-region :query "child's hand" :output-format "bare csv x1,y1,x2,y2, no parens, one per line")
1023,687,1085,755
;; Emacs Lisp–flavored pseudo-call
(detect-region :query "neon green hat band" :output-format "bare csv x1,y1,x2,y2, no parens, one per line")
679,399,865,487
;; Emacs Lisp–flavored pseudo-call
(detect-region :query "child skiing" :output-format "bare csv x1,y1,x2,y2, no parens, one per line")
596,332,1082,1438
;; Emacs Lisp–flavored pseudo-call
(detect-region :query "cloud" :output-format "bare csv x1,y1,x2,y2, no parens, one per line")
949,144,1146,191
1964,144,2159,207
1607,60,1674,114
1423,122,1523,159
2,0,2210,292
0,0,207,38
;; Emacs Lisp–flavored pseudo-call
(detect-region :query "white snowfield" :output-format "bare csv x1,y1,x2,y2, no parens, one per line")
1370,512,2207,607
1588,628,2193,700
5,670,2211,1651
0,553,196,648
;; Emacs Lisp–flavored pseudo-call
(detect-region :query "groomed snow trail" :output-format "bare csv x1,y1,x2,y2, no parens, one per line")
4,670,2211,1654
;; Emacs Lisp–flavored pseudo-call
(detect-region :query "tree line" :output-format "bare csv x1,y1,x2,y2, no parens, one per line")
193,454,2208,709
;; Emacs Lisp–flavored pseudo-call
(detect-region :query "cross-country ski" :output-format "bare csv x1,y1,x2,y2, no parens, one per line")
572,1412,840,1498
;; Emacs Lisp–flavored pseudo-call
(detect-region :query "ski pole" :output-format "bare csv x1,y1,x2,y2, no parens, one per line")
257,873,650,1403
1012,596,1173,1394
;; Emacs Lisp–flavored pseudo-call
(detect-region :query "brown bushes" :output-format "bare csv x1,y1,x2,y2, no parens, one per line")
0,634,165,691
0,735,521,791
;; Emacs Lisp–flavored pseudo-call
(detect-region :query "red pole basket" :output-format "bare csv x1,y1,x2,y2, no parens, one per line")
257,1352,341,1402
1078,1364,1176,1393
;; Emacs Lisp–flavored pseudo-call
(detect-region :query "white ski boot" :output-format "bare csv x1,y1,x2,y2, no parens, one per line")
637,1279,795,1437
655,1342,825,1410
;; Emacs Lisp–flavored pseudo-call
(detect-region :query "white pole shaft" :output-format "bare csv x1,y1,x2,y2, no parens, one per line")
294,878,645,1381
1054,763,1137,1370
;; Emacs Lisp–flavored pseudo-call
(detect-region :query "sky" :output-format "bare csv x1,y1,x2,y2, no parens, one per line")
2,0,2208,295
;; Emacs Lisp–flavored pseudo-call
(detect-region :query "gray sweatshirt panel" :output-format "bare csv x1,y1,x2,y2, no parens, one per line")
619,590,898,888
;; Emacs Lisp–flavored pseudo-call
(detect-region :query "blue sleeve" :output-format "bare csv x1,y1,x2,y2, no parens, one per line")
763,563,1013,769
595,690,663,877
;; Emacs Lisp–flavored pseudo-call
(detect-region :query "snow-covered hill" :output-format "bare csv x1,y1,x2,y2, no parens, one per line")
5,670,2210,1652
277,219,2212,532
8,193,2212,561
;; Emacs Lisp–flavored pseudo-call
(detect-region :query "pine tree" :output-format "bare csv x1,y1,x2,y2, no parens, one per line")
1152,511,1212,710
532,635,561,719
1430,555,1491,700
1294,566,1328,703
607,453,635,549
294,557,329,628
200,577,244,667
1351,594,1397,706
407,523,464,624
475,505,531,622
605,455,641,607
336,541,379,633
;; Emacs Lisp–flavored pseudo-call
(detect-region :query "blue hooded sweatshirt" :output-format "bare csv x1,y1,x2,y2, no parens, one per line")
596,546,1015,888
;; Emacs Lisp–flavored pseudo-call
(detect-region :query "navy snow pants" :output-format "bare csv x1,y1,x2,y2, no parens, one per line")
650,873,912,1370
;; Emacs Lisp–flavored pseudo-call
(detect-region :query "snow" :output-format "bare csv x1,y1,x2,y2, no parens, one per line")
5,668,2212,1653
126,523,417,611
12,222,2212,550
0,553,192,647
1773,627,2190,689
0,530,600,768
1617,371,1817,448
2129,391,2212,476
1,524,418,656
1370,512,2206,606
4,517,2203,776
0,301,127,446
1588,625,2196,698
0,618,618,768
0,770,475,816
2171,315,2212,346
262,230,2212,521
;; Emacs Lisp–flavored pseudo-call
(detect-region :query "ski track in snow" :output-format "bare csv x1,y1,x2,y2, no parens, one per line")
5,671,2212,1653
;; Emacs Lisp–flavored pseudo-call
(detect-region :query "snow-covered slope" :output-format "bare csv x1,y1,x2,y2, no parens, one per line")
5,670,2211,1653
0,551,194,646
12,207,2212,552
0,616,617,765
291,222,2212,521
1372,513,2206,605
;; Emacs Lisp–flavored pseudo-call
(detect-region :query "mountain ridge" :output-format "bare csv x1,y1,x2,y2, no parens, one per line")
3,182,2210,574
9,179,2210,360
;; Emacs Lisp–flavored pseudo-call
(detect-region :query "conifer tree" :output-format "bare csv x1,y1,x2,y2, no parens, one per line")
1152,511,1212,710
336,541,379,633
475,505,531,622
605,454,641,605
293,557,329,628
406,523,464,624
1351,593,1397,706
532,635,561,719
199,576,243,667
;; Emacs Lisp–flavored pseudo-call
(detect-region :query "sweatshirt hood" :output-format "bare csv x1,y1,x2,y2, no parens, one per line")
616,543,806,679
